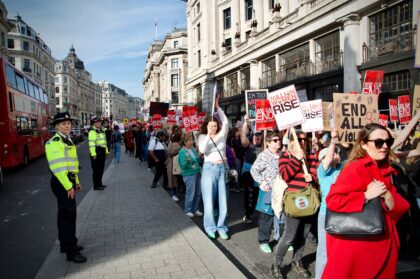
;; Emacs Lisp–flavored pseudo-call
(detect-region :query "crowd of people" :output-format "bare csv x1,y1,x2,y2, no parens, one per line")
47,104,420,278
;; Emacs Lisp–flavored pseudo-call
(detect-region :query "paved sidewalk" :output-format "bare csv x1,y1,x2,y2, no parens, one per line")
35,152,245,279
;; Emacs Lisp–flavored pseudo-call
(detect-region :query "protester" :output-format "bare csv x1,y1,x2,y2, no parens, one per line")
314,129,344,279
240,115,263,223
125,126,135,156
198,95,229,240
272,130,319,279
250,131,282,254
148,131,168,189
166,126,182,201
178,132,203,217
112,125,122,164
323,123,410,278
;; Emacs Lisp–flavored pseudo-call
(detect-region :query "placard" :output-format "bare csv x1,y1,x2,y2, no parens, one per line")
255,100,275,131
198,112,206,126
322,102,333,131
378,114,388,127
333,93,378,143
245,89,268,121
268,85,305,131
149,102,170,117
389,99,398,122
301,99,323,132
416,11,420,68
362,70,384,95
151,114,162,129
167,110,177,125
297,89,308,102
398,95,411,124
182,106,199,132
413,85,420,117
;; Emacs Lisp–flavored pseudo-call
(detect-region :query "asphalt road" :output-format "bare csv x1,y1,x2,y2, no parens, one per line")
0,138,113,279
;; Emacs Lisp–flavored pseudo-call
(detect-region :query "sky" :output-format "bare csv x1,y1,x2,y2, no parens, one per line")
3,0,187,99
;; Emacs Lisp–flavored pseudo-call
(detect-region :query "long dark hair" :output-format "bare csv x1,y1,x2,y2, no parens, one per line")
200,116,222,135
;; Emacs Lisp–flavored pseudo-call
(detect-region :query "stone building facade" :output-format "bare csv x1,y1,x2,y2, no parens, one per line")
99,81,129,122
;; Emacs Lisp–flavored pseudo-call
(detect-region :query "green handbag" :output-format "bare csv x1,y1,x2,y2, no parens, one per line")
283,184,320,217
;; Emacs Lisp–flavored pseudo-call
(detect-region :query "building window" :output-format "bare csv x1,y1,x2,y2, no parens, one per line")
171,74,179,87
368,0,413,59
23,59,31,72
223,8,231,30
196,2,200,14
383,71,410,93
224,38,232,51
245,0,253,21
7,38,14,49
197,23,201,42
171,58,179,69
55,87,60,93
217,78,224,96
226,72,239,98
313,84,340,102
279,43,310,81
8,57,15,66
315,31,341,74
245,31,251,40
23,41,30,51
56,97,60,105
198,50,201,67
174,40,179,48
269,0,275,9
240,67,250,91
0,31,5,48
171,91,179,103
261,57,276,88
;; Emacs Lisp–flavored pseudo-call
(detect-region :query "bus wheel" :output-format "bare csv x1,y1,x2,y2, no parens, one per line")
23,149,29,167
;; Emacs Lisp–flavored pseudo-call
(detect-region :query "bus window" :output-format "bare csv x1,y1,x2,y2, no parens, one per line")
5,64,17,89
17,116,31,136
33,85,41,100
40,90,45,103
43,91,48,104
27,80,36,98
15,73,26,93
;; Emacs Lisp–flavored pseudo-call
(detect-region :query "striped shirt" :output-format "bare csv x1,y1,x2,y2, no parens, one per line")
278,151,319,192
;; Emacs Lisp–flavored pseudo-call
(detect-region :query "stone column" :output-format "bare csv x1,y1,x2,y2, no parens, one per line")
254,0,264,32
249,60,260,90
339,14,361,93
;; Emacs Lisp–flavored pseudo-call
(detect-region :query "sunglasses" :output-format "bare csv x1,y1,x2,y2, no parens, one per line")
269,138,280,143
366,138,394,149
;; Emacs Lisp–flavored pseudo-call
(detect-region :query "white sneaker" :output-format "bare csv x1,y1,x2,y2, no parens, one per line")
186,212,194,218
194,210,203,217
172,195,179,202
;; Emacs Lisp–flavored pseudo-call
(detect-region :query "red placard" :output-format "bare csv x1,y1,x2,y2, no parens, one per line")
378,114,388,127
182,106,199,132
151,114,162,129
198,112,206,125
362,70,384,95
255,100,275,131
398,95,412,124
167,110,177,125
178,116,184,129
389,99,398,122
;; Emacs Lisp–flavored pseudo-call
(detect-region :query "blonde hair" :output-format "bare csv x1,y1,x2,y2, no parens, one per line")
180,132,194,146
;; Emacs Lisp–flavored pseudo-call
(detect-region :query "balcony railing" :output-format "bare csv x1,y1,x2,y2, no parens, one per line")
315,51,343,75
362,29,417,63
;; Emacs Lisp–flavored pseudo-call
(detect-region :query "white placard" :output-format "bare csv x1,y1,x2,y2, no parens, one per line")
301,99,324,132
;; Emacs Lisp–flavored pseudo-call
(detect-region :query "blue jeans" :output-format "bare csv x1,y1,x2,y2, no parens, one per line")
143,143,148,162
201,162,228,234
315,212,327,279
183,174,201,213
113,142,121,163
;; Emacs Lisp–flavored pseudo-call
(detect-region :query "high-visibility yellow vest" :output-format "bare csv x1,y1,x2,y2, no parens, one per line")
45,133,80,190
88,128,108,156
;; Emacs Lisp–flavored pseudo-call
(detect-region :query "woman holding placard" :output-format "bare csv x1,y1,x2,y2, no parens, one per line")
198,95,229,240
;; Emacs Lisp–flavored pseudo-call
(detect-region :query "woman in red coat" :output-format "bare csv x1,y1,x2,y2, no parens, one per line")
323,123,409,279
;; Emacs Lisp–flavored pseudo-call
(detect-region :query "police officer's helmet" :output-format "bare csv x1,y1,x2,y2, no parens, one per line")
90,116,102,125
53,112,73,125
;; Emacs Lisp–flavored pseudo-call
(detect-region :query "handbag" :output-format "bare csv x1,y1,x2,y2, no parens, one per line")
325,197,384,238
283,184,320,217
172,154,182,175
271,175,289,219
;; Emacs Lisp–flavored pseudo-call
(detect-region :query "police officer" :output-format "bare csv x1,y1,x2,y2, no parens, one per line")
46,112,87,263
88,116,108,190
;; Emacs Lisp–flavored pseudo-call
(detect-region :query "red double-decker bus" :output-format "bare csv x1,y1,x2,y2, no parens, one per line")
0,57,50,184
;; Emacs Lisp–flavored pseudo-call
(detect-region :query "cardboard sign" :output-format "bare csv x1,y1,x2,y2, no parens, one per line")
255,100,275,131
167,110,177,125
297,89,308,102
416,11,420,68
182,106,199,132
362,70,384,95
245,89,268,121
333,93,379,143
151,114,162,129
389,99,398,122
301,99,324,132
413,85,420,117
378,114,388,127
398,95,411,124
198,112,206,125
322,102,333,131
268,85,305,131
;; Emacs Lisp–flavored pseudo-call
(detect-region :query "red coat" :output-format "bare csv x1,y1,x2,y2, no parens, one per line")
323,156,409,279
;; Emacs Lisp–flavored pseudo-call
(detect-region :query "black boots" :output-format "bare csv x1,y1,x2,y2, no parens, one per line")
60,245,83,253
291,261,311,278
270,264,283,279
150,182,157,188
66,252,87,263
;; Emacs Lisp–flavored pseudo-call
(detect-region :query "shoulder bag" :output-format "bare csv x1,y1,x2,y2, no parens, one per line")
283,183,320,217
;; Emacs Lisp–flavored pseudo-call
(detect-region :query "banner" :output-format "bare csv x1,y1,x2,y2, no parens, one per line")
149,102,170,117
245,89,268,121
167,110,177,125
151,114,162,129
398,95,411,124
301,99,324,132
182,106,199,132
362,70,384,95
413,85,420,117
389,99,398,122
378,114,388,127
255,100,275,131
268,85,305,131
333,93,378,143
198,112,206,126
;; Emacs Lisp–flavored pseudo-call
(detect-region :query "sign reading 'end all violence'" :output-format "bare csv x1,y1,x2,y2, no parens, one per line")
268,85,305,131
333,93,379,143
